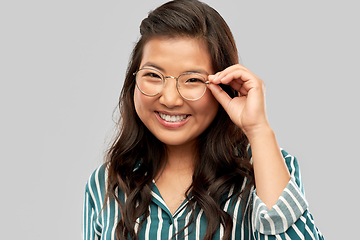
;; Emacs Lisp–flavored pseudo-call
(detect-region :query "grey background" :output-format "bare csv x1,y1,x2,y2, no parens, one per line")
1,0,358,239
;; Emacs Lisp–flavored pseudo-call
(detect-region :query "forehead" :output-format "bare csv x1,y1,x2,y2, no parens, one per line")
140,37,213,75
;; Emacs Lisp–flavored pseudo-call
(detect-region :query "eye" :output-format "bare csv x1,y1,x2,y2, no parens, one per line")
185,78,205,84
144,72,161,78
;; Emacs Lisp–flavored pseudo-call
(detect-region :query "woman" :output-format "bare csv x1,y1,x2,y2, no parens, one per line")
83,0,324,239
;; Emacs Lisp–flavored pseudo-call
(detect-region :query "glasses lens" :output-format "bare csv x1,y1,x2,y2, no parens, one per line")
135,68,164,96
177,73,207,100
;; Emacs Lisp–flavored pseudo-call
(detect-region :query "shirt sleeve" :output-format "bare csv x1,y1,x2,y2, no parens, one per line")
82,166,105,240
251,149,324,239
83,185,97,240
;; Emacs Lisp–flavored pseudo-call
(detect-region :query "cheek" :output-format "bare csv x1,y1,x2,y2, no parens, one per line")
134,88,148,118
196,93,219,124
134,88,157,129
206,102,219,124
205,91,219,113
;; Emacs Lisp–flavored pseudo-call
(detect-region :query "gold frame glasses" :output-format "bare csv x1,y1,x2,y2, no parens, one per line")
133,67,209,101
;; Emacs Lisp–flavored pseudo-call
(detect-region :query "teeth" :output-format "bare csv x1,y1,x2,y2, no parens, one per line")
158,112,187,122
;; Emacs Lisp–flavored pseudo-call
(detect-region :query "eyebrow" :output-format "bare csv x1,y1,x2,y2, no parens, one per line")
141,62,210,76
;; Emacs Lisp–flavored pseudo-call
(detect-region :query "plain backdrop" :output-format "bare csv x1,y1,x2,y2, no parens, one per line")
1,0,359,239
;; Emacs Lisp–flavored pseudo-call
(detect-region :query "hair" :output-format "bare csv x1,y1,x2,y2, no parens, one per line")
105,0,255,239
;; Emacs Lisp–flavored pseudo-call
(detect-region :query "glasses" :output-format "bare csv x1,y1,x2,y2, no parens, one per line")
133,67,209,101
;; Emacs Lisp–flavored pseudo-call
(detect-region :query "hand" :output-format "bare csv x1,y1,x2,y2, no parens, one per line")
207,64,270,139
208,65,291,208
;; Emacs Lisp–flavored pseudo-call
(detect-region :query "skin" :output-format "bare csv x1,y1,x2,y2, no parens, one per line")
134,37,290,213
134,37,219,214
208,66,291,209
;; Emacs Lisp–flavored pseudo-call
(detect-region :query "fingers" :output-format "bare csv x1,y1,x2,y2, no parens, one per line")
206,83,232,111
209,64,254,85
229,81,248,96
208,64,264,95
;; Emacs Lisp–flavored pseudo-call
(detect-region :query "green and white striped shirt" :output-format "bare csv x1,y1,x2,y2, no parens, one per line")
83,149,324,239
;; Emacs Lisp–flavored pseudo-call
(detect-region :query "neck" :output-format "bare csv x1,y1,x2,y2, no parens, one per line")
165,142,197,172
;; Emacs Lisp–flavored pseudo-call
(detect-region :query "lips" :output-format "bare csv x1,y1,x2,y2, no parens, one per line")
158,112,188,122
155,111,191,128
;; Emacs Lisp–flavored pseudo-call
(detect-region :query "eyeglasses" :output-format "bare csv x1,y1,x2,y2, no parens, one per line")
133,67,209,101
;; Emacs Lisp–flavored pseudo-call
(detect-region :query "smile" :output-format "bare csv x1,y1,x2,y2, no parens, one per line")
158,112,188,122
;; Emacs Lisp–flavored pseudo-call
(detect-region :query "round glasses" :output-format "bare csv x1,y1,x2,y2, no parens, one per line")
133,67,209,101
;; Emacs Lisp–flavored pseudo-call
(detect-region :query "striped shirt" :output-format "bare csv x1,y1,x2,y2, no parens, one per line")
83,149,324,239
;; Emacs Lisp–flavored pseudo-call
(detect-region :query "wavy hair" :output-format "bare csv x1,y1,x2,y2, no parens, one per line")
105,0,254,239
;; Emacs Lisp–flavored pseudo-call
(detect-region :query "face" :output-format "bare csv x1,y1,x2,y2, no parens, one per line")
134,37,219,148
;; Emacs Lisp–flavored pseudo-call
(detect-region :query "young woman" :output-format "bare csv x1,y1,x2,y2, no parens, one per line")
83,0,323,239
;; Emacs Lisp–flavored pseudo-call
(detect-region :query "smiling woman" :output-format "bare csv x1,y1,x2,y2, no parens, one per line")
134,37,219,148
82,0,324,239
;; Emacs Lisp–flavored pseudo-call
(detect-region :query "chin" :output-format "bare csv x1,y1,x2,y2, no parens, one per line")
154,135,197,148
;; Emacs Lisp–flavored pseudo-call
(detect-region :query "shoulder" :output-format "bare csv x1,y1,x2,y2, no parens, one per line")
85,164,107,205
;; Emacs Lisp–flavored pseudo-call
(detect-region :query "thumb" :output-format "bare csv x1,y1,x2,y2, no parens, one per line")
207,83,232,112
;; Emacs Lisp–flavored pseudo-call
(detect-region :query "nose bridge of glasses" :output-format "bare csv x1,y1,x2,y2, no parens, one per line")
161,75,179,92
159,75,185,105
163,75,179,87
164,75,177,81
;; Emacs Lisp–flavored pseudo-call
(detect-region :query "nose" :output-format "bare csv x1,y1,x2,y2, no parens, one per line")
158,76,184,108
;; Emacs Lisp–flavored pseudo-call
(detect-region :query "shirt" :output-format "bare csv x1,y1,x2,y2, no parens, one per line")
82,149,324,239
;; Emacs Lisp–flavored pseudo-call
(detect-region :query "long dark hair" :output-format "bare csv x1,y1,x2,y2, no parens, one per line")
105,0,254,239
